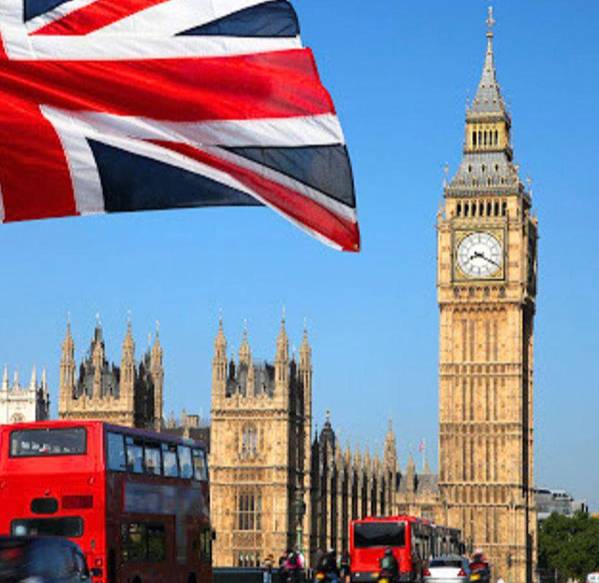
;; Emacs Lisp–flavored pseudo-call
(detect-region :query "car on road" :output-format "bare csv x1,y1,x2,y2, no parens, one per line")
586,574,599,583
424,555,469,583
0,536,91,583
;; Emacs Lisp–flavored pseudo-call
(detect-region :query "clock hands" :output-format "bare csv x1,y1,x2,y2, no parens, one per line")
470,251,501,268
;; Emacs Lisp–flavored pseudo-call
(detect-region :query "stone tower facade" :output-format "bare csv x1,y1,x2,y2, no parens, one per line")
209,320,430,567
0,365,50,423
210,317,312,567
58,319,164,429
437,9,537,583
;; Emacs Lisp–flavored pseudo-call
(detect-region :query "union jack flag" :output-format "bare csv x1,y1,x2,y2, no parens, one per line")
0,0,359,251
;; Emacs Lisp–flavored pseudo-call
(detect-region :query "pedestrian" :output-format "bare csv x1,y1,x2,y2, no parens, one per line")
340,550,350,582
263,553,274,583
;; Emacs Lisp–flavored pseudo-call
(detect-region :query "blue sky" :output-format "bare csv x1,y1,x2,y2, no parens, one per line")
1,1,598,508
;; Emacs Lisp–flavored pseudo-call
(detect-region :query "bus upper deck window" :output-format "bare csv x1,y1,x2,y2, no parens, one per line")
192,448,208,481
107,432,126,472
125,437,143,474
10,428,86,457
177,446,193,479
144,442,161,476
162,444,179,478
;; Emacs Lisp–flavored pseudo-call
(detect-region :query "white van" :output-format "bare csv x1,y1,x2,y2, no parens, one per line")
586,573,599,583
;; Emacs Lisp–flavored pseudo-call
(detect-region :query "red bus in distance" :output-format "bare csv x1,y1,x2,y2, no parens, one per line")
0,420,212,583
349,515,464,583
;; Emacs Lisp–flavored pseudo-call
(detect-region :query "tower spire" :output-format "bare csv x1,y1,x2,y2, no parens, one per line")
445,6,526,199
468,6,506,119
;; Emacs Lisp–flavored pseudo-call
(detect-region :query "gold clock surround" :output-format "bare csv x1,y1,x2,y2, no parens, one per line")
452,227,506,282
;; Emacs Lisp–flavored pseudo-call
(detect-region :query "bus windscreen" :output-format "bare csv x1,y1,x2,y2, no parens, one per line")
10,428,86,457
354,522,406,548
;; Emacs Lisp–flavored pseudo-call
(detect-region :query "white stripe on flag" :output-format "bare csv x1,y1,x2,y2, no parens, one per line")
62,112,346,148
2,31,301,60
41,107,106,215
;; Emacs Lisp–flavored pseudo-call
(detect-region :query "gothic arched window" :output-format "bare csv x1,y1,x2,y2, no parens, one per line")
241,424,258,458
10,412,25,424
237,490,262,531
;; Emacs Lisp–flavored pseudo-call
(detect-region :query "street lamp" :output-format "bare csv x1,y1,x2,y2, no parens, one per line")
294,492,307,554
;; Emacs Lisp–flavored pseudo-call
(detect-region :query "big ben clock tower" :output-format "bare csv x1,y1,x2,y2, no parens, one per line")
437,9,537,583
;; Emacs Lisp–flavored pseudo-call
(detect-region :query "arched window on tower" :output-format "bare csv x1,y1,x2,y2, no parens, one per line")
237,490,262,531
10,412,25,424
478,131,482,147
241,424,258,458
494,130,499,146
472,131,477,147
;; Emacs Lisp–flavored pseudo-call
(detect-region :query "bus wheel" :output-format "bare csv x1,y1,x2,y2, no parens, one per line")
132,577,142,583
187,573,197,583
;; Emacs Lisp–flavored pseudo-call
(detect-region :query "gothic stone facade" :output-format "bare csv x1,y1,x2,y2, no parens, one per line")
210,320,435,567
58,321,164,430
437,12,537,583
0,366,50,424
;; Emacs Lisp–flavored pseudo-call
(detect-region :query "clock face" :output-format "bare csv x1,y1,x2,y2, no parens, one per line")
456,232,503,278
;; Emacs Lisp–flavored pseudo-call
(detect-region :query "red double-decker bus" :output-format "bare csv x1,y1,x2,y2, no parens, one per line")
349,515,463,583
0,420,212,583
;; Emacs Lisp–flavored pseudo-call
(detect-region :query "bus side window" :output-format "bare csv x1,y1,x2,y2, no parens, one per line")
144,442,162,476
107,432,126,472
177,446,193,479
162,443,179,478
125,437,143,474
147,524,166,562
122,523,146,562
192,448,208,481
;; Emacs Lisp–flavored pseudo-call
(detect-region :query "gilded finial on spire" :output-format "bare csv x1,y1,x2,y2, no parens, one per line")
487,6,495,35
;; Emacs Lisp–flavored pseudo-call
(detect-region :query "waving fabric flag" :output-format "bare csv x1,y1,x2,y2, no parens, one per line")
0,0,359,251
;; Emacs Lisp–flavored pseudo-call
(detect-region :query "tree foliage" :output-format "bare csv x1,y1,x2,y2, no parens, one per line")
539,512,599,581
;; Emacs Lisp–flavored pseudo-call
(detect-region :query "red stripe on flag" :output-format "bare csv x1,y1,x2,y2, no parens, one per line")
32,0,170,36
0,32,7,60
0,96,76,222
1,50,333,121
152,141,360,251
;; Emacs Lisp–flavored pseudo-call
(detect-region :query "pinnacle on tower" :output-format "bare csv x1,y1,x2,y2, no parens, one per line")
1,365,8,391
239,319,252,363
276,310,289,360
151,321,163,360
214,315,227,351
123,317,134,349
299,318,311,363
29,365,37,390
